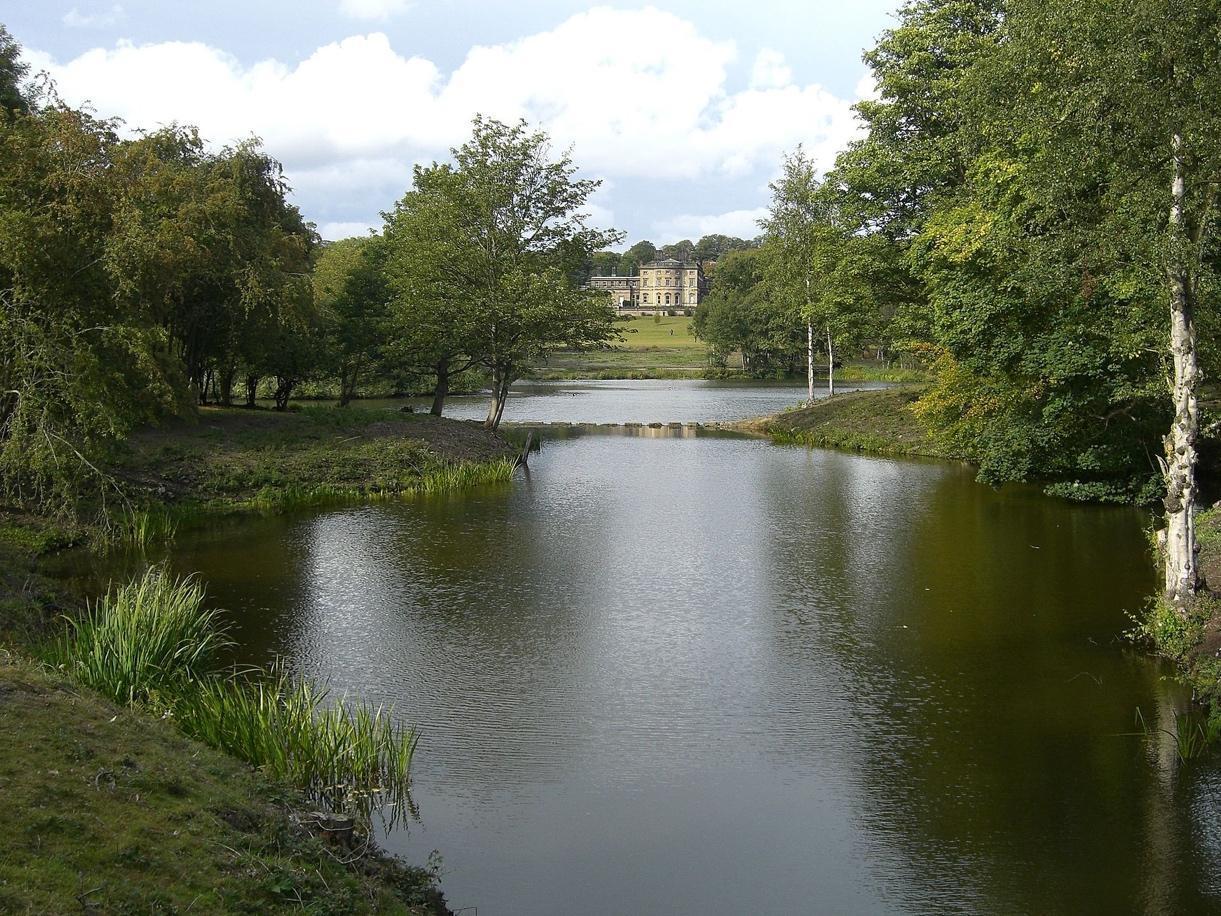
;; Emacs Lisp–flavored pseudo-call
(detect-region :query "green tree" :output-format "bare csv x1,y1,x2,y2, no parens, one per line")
313,235,389,406
760,147,843,399
619,240,657,277
0,24,30,118
694,234,754,263
0,105,183,514
936,0,1221,600
390,117,621,429
659,239,695,262
694,248,801,374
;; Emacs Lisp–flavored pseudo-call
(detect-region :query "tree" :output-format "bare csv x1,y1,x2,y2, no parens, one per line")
619,240,657,276
0,25,30,118
659,239,695,262
0,104,184,514
588,250,622,278
956,0,1221,602
313,236,389,406
694,234,754,263
760,147,840,400
389,117,621,429
693,248,802,374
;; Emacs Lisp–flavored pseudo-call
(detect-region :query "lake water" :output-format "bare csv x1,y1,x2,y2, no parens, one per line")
387,377,891,425
90,381,1221,913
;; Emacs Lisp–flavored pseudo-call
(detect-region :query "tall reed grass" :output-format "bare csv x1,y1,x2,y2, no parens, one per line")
173,667,417,823
49,568,417,823
48,571,229,705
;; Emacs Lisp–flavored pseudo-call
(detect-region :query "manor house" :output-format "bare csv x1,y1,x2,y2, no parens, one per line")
587,259,710,316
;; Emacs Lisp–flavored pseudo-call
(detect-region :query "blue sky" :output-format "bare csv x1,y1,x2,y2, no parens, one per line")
12,1,899,246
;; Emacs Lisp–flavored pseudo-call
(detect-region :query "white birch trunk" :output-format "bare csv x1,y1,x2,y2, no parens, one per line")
807,319,815,404
826,324,835,398
1161,132,1199,607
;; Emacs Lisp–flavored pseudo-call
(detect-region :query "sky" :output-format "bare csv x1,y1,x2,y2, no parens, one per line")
11,1,899,247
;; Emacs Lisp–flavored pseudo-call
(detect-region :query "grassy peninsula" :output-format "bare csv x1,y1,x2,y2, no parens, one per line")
753,386,960,460
0,654,446,915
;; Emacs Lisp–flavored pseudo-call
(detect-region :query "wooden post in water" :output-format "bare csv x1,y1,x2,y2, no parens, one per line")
515,429,535,469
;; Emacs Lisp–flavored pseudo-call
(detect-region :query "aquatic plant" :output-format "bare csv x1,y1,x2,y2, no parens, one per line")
172,666,418,823
49,567,418,824
48,570,229,705
1134,706,1214,763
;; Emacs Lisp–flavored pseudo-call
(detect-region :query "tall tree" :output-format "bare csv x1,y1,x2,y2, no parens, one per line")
964,0,1221,603
391,117,621,429
619,239,657,276
761,147,841,400
0,25,30,118
382,163,483,416
313,235,389,406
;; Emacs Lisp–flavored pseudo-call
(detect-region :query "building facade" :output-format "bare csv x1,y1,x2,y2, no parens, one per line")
587,258,709,315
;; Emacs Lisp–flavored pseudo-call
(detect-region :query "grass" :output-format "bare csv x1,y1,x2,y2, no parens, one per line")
44,569,420,828
616,316,703,350
762,386,961,460
0,655,445,915
47,572,228,706
74,407,520,548
535,317,711,375
1132,506,1221,749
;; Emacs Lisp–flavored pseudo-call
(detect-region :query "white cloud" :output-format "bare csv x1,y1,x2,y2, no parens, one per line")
63,4,124,29
749,48,792,90
653,207,769,244
339,0,410,20
854,69,879,102
27,8,865,234
318,220,379,240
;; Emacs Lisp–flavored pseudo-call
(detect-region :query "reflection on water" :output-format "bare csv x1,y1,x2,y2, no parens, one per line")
97,430,1221,915
372,377,890,425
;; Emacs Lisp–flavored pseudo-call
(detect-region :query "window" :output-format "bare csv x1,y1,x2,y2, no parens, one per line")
665,293,671,305
643,293,650,303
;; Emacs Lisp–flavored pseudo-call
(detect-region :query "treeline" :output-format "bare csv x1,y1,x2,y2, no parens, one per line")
0,26,617,518
586,235,757,278
696,0,1221,535
0,30,321,513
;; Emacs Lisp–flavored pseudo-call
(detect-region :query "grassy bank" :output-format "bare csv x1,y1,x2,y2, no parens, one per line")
102,407,517,544
757,386,962,460
0,654,446,914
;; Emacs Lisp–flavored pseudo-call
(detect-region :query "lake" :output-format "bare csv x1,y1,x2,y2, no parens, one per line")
87,381,1221,913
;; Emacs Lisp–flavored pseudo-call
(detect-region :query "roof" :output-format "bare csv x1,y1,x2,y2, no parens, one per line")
642,259,700,270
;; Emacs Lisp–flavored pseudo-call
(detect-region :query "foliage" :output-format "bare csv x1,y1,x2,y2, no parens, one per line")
48,571,228,706
0,28,319,520
694,248,803,374
46,567,419,823
384,117,622,428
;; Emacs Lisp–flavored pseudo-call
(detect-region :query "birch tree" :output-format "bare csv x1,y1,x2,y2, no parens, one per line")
761,147,860,400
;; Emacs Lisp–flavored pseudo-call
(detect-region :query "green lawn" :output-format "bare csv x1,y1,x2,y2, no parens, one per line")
537,316,711,374
615,316,702,350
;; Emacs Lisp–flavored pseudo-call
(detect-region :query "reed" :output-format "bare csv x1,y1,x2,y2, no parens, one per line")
1134,706,1213,762
172,667,418,823
47,569,230,705
49,567,418,823
113,507,181,548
